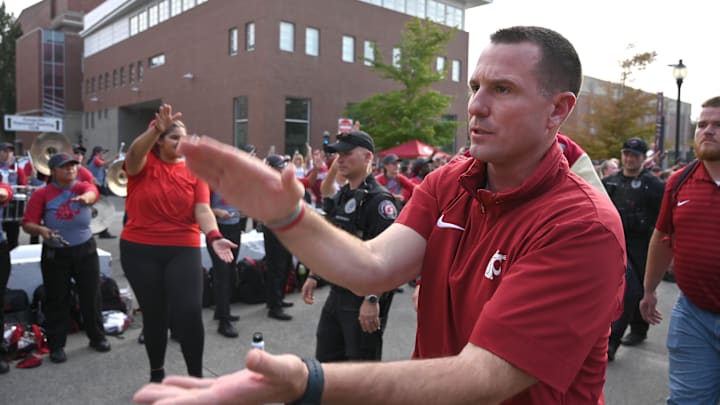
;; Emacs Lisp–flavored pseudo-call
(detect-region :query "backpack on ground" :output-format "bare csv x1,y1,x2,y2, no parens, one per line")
100,275,127,313
235,257,266,304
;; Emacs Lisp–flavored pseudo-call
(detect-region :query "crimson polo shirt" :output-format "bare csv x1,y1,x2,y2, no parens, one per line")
656,161,720,313
397,142,625,404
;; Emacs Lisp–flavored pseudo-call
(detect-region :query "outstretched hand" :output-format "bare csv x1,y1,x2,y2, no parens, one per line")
178,136,305,224
212,238,238,263
133,350,308,405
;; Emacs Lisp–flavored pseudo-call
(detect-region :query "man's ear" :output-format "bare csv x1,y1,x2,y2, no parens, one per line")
548,91,577,130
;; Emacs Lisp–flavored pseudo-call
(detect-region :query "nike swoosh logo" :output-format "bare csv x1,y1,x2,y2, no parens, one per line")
677,200,690,206
436,215,465,231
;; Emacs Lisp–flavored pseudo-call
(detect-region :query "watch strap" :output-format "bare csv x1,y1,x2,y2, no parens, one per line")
287,357,324,405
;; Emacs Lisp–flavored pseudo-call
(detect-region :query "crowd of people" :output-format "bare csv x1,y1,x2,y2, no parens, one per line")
0,23,717,405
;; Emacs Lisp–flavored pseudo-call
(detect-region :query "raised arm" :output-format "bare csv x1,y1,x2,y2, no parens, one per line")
178,136,424,294
124,104,181,176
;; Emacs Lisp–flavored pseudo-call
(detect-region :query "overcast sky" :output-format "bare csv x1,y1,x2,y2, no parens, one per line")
4,0,716,118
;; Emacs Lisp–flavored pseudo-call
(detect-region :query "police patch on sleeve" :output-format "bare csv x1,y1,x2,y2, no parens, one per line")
378,200,398,220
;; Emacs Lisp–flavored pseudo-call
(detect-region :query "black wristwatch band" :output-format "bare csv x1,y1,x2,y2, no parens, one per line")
287,357,324,405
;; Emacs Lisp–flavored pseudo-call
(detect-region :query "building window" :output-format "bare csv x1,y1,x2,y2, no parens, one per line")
446,5,463,29
138,10,148,32
129,63,135,83
104,72,109,91
120,66,125,86
279,22,294,52
364,40,375,66
392,47,401,68
233,96,249,147
129,15,138,35
138,61,144,81
158,0,169,21
149,54,166,68
426,0,445,23
436,56,445,75
91,77,96,93
148,5,159,27
183,0,195,12
384,0,405,12
113,69,118,87
246,22,255,51
171,0,181,16
451,59,461,82
285,97,310,155
342,35,354,63
305,27,319,56
229,28,238,55
406,0,425,17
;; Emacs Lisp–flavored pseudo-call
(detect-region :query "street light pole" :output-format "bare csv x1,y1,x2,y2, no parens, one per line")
670,59,688,164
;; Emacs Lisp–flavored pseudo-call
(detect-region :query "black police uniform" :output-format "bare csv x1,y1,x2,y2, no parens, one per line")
316,174,398,362
603,168,665,345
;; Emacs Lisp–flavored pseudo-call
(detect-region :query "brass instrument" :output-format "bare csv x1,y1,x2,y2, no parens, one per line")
29,132,73,175
106,142,127,197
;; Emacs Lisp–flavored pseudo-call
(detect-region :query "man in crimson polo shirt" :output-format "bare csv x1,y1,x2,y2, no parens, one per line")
640,96,720,404
135,26,626,405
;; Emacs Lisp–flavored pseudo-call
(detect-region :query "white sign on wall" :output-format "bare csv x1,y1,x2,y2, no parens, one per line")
4,115,63,133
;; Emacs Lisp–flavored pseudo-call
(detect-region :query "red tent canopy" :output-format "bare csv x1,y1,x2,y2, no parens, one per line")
378,140,435,159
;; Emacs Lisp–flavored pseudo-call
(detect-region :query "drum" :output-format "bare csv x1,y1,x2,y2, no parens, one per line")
2,186,38,223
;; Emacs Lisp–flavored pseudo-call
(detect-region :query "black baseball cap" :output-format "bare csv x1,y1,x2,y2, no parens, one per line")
621,138,648,155
0,142,15,151
382,153,399,165
72,143,87,154
266,154,289,169
48,152,80,169
324,131,375,154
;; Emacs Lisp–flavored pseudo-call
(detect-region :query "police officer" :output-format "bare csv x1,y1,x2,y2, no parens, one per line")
263,154,296,321
602,137,665,360
301,131,399,362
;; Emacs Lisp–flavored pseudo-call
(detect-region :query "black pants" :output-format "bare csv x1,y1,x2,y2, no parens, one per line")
121,240,204,377
0,240,10,328
40,238,105,350
207,222,241,321
263,229,292,310
316,287,394,362
3,221,19,250
610,262,646,344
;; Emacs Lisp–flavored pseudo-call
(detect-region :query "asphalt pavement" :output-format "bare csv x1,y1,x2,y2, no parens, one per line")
2,195,679,404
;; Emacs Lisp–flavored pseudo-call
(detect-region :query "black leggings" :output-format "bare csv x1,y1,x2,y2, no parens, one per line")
120,240,204,377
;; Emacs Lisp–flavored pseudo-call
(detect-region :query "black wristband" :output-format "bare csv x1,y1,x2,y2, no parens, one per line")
287,357,324,405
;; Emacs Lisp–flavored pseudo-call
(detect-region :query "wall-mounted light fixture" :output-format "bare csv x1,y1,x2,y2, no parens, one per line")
89,96,99,102
182,73,194,80
131,86,140,92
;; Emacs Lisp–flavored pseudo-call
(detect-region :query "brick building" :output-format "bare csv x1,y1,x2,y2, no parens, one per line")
14,0,104,152
78,0,491,155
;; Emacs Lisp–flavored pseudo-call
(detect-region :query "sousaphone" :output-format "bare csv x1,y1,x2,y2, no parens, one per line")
30,132,73,175
107,159,127,197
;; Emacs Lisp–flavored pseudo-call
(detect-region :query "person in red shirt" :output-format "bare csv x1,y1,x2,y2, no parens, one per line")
22,152,110,364
640,96,720,404
0,142,28,250
135,27,625,405
121,104,236,383
375,153,414,206
0,182,12,375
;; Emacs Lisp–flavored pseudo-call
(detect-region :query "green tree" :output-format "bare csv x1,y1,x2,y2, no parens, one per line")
563,49,657,160
0,3,22,139
344,18,457,150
